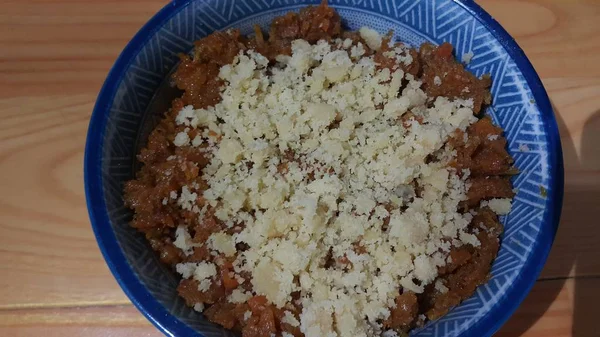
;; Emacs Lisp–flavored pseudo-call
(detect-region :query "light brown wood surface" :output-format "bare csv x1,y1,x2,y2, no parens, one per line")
0,0,598,336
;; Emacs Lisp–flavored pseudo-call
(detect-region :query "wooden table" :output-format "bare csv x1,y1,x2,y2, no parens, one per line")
1,0,598,336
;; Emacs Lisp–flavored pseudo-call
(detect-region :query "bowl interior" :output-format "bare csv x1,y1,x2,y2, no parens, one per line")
86,1,561,336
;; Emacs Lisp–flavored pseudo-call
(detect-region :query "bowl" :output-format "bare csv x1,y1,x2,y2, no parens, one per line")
85,0,563,336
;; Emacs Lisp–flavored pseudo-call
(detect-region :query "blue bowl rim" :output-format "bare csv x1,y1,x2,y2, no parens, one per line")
84,1,564,336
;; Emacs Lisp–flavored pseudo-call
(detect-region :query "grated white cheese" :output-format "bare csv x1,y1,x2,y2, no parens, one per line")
462,51,474,64
175,263,196,279
193,262,217,281
177,186,197,211
350,42,366,59
191,135,204,147
198,279,212,292
174,261,217,293
228,288,252,303
435,279,449,294
193,303,205,312
481,198,512,215
382,330,399,337
170,38,489,337
359,27,382,51
174,131,190,147
173,226,201,256
208,232,236,257
282,311,300,327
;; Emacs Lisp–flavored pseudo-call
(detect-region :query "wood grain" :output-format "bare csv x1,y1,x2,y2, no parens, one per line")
0,1,168,98
0,305,162,337
0,0,598,336
498,278,599,337
0,94,132,308
478,0,600,78
0,0,168,308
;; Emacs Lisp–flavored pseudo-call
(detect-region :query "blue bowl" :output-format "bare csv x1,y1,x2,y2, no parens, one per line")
85,0,563,336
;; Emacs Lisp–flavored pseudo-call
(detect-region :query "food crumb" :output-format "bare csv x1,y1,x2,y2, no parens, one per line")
193,303,204,312
462,51,474,64
539,185,547,198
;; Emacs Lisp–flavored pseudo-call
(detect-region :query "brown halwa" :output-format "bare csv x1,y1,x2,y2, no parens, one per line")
124,2,515,336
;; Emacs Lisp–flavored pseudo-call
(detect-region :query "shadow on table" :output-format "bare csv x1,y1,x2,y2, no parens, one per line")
496,105,600,337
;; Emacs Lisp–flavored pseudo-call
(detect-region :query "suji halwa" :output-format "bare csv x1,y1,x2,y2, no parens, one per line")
124,2,516,337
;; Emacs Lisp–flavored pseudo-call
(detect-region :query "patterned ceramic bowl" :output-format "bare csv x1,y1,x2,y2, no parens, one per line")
85,0,563,336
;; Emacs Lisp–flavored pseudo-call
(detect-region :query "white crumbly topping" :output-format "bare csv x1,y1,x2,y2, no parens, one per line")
173,226,202,256
462,51,474,64
487,134,499,141
481,198,512,215
177,186,197,211
383,45,414,67
193,262,217,280
359,27,383,51
175,263,196,279
434,279,449,294
175,261,217,292
208,232,236,257
342,38,353,49
171,38,483,337
228,288,253,303
176,261,217,292
192,135,204,147
350,42,366,59
434,76,442,86
282,311,300,327
174,131,190,147
193,303,205,312
382,330,399,337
